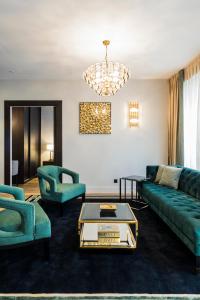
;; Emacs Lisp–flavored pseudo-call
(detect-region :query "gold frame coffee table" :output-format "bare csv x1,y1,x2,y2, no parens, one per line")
78,202,138,249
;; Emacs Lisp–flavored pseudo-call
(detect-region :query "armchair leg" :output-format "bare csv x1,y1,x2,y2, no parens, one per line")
196,256,200,274
82,193,85,202
60,203,63,217
43,238,50,261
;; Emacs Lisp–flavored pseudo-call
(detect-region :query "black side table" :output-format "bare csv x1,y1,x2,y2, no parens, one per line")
119,175,148,210
43,161,55,166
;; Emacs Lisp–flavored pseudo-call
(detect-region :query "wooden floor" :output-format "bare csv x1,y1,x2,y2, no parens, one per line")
18,178,124,199
19,178,40,196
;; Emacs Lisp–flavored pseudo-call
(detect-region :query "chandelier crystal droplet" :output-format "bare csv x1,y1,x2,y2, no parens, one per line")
83,40,130,97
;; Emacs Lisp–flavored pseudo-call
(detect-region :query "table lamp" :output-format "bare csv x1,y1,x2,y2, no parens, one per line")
46,143,54,161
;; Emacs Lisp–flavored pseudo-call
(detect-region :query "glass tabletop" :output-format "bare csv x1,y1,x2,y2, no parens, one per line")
121,175,147,181
79,203,137,222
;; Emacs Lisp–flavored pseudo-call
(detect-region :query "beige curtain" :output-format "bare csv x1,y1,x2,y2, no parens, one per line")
168,54,200,165
168,73,179,165
184,55,200,80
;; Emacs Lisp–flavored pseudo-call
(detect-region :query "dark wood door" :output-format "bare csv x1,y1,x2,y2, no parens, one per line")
12,106,41,183
12,107,25,183
23,108,30,180
29,107,41,178
5,100,62,185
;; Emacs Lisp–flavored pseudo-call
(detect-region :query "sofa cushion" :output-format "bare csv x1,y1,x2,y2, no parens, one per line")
159,166,182,189
155,165,165,183
142,181,200,245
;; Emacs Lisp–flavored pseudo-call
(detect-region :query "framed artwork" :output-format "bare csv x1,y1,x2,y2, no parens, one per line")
79,102,111,134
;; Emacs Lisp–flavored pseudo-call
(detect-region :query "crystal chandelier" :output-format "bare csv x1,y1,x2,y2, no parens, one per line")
83,40,130,96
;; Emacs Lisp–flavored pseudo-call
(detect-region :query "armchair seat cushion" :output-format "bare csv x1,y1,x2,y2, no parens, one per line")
0,202,51,240
55,183,86,202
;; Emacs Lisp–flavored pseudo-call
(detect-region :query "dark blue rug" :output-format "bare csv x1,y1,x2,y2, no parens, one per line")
0,199,200,294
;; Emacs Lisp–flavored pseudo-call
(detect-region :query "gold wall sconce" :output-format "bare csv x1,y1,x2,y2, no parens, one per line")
129,101,139,127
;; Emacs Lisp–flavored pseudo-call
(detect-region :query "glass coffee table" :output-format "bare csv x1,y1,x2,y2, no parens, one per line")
78,203,138,249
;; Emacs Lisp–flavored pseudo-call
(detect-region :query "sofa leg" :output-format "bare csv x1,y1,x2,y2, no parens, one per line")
195,256,200,274
82,193,85,202
44,239,50,261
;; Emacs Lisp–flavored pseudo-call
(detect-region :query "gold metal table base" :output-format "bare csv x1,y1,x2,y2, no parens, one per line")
78,203,138,250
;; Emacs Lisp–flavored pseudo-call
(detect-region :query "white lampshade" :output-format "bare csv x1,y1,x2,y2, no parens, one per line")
46,144,54,151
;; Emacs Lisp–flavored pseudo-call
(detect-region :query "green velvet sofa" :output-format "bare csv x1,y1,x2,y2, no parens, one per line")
37,165,86,216
0,184,51,258
140,165,200,273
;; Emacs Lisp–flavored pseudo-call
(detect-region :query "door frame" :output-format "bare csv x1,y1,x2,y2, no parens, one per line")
4,100,62,185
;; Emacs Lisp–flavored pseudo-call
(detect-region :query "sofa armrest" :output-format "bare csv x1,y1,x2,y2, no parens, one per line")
0,185,25,201
38,171,57,195
0,197,35,237
146,165,159,181
60,168,79,184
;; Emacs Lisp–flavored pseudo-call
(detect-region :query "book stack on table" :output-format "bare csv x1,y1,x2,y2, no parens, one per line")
100,204,117,217
98,224,120,244
81,223,135,248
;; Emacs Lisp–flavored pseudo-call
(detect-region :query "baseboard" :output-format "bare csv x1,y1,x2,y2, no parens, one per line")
86,193,133,200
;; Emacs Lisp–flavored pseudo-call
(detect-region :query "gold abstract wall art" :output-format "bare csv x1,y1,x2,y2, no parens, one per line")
79,102,111,134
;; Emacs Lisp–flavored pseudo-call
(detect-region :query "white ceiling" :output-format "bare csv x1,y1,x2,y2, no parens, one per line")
0,0,199,80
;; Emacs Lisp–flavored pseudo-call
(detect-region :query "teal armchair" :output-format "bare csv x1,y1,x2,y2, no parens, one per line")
0,184,51,258
37,165,86,216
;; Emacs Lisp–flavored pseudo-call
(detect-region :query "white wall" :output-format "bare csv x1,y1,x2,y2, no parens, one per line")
0,79,168,193
41,106,54,162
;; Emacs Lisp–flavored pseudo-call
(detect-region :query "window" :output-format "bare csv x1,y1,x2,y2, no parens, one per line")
183,71,200,169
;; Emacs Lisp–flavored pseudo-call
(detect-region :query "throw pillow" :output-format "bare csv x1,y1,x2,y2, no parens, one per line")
155,165,165,183
159,166,183,189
